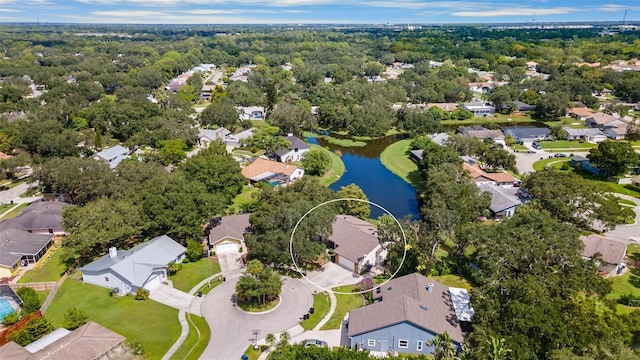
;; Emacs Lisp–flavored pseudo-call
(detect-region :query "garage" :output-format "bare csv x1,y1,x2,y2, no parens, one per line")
216,242,239,254
337,255,356,273
143,273,164,290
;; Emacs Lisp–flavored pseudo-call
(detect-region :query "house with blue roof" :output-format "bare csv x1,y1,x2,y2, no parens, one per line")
93,145,130,169
80,235,186,294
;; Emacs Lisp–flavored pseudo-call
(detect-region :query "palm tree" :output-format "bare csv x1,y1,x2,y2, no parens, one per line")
428,332,455,360
265,333,276,349
278,330,290,347
488,336,511,360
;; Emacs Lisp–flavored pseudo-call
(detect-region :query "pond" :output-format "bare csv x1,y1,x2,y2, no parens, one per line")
306,134,420,220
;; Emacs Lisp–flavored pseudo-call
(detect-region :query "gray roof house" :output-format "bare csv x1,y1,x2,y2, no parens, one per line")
274,135,310,163
479,184,528,218
0,229,54,278
458,125,505,144
224,128,255,148
429,132,451,146
197,128,231,148
325,215,383,273
347,273,472,355
81,235,186,293
207,214,250,254
461,102,495,116
502,126,551,143
93,145,130,169
0,201,72,235
237,106,265,121
563,127,607,143
580,235,627,277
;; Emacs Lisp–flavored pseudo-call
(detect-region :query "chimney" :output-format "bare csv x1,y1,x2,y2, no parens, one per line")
109,247,117,258
427,283,434,293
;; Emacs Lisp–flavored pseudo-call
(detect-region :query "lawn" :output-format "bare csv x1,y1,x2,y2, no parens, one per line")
532,158,570,172
606,244,640,314
0,203,28,219
510,144,529,151
46,279,181,360
197,276,223,296
19,249,67,283
311,144,345,187
170,313,211,360
441,113,537,126
226,185,260,214
432,274,472,290
301,291,331,330
243,344,268,360
537,140,597,150
379,139,426,192
320,285,363,330
169,258,221,293
36,290,50,304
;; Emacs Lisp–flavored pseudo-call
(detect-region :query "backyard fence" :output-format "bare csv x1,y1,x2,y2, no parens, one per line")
0,310,42,346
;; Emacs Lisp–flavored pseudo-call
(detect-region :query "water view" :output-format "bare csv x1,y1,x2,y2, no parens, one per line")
306,134,420,220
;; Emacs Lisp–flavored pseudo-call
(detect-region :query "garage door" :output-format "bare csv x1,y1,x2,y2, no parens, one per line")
216,242,239,254
338,255,355,272
143,273,163,290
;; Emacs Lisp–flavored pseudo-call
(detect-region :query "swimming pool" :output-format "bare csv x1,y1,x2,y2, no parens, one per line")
0,298,16,321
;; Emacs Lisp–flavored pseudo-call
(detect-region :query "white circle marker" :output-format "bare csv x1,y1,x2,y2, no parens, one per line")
289,198,407,295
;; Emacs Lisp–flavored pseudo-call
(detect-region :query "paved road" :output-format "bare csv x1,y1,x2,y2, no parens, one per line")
200,277,313,360
603,194,640,244
0,183,33,204
512,149,589,175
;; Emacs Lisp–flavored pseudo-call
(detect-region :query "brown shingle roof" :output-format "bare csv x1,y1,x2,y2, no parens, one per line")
330,215,379,262
580,235,627,265
463,163,515,184
588,112,618,125
568,107,595,117
347,273,464,343
208,214,250,245
241,158,299,180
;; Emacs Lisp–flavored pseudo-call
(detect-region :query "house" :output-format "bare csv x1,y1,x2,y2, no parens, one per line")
569,155,606,176
197,128,231,148
513,101,534,113
241,158,304,186
409,150,424,162
580,235,627,277
463,162,516,188
0,229,54,278
567,107,596,121
604,125,628,140
0,201,71,235
525,61,538,71
479,184,528,218
429,133,451,146
324,215,384,273
223,128,255,149
347,273,470,355
562,127,607,143
207,214,250,254
0,321,126,360
80,235,186,293
586,112,619,128
427,103,458,112
237,106,265,121
502,126,551,143
462,102,495,116
274,135,310,162
93,145,130,169
458,125,505,145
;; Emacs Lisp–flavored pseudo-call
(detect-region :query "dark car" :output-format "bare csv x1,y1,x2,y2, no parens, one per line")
304,339,328,348
554,153,567,158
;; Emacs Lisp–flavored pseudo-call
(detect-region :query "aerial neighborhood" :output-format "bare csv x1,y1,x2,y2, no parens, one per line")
0,19,639,360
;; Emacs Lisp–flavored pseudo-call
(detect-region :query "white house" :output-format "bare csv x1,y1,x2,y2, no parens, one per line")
197,128,230,148
605,126,628,140
274,135,310,162
462,102,495,116
223,128,255,149
237,106,265,121
81,235,186,293
93,145,130,169
325,215,384,273
563,127,607,143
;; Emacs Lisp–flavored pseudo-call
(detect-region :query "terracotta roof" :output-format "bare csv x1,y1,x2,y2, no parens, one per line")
581,235,627,265
347,273,465,344
463,163,515,184
208,214,250,245
330,215,379,262
241,158,299,180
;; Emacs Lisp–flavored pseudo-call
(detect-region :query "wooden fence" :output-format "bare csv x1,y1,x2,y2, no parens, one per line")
0,310,42,346
8,282,56,291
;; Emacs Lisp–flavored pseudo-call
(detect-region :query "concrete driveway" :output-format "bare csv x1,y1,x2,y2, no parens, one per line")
200,277,313,360
305,262,361,291
149,284,200,315
217,252,245,280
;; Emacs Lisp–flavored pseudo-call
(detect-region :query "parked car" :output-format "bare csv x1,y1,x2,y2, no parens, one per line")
304,339,328,348
554,153,568,158
532,142,541,150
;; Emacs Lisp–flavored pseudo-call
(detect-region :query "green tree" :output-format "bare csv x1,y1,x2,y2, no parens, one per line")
179,144,245,201
336,184,370,219
302,148,330,176
16,287,41,314
265,333,277,348
2,312,18,326
156,138,187,165
235,260,282,306
588,140,637,176
199,98,239,129
185,239,203,262
63,307,89,330
9,317,54,346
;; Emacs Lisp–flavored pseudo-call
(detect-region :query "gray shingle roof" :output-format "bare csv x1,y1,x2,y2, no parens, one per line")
94,145,130,169
0,201,72,233
479,184,523,214
347,273,465,343
208,214,251,246
198,128,230,141
329,215,379,262
502,126,550,138
0,229,53,267
563,127,605,137
581,235,627,265
81,235,185,288
275,135,309,157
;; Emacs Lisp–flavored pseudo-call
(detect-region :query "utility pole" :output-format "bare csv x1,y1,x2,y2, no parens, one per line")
622,9,627,25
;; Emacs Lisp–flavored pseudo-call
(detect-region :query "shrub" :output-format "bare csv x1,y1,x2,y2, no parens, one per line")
560,163,570,170
355,277,374,292
2,312,18,326
9,317,54,346
185,239,203,262
16,287,40,314
126,340,145,355
63,307,89,330
167,261,183,275
135,288,149,301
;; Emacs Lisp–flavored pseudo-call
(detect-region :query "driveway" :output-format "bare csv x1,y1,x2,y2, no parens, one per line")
149,284,200,315
217,252,245,280
305,262,361,290
200,277,313,360
512,149,589,175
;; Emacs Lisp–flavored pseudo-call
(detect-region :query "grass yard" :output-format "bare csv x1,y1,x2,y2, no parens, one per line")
320,285,363,330
226,185,260,214
232,149,266,158
606,244,640,314
379,139,426,192
352,127,405,141
170,313,211,360
169,258,221,293
510,144,529,151
0,203,28,219
311,144,345,187
46,279,181,360
19,249,67,283
301,291,331,330
532,158,570,172
197,276,223,296
432,274,472,290
243,344,268,360
537,140,597,150
441,114,537,126
36,290,50,304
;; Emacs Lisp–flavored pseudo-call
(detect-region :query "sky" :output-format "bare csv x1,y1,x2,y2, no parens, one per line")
0,0,639,25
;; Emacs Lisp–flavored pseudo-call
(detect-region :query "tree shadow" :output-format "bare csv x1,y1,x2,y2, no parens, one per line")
407,169,426,193
629,270,640,289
